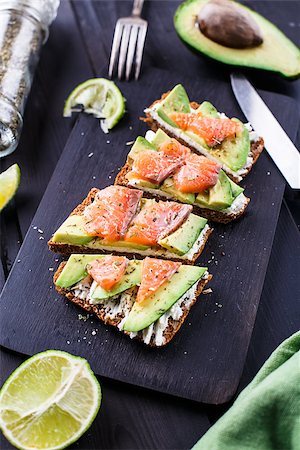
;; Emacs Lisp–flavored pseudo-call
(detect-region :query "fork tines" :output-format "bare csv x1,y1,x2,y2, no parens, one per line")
109,17,147,81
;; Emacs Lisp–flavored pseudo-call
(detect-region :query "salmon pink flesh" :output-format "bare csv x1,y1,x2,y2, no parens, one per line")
87,256,129,291
128,139,190,184
173,154,221,193
124,200,192,246
169,112,242,147
83,186,142,241
136,257,181,303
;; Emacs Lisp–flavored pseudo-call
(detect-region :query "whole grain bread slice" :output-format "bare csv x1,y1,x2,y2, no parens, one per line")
143,92,264,184
115,161,250,224
54,262,212,347
48,188,213,263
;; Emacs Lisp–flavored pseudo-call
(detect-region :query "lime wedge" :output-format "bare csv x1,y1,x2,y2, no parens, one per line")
64,78,125,133
0,163,21,211
0,350,101,450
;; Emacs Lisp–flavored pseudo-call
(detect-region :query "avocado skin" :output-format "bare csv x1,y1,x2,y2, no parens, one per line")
123,265,207,332
174,0,300,79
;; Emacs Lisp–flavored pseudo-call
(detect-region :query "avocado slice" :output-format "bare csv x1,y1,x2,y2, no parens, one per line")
91,260,142,302
156,84,191,127
208,170,234,210
161,177,195,204
150,128,173,149
55,254,105,288
195,170,234,210
123,265,207,332
128,136,156,159
185,130,209,149
228,178,244,198
92,239,150,252
153,93,249,172
52,214,150,251
174,0,300,79
195,189,210,208
197,101,219,118
209,120,250,172
158,213,207,256
52,215,94,245
127,135,162,189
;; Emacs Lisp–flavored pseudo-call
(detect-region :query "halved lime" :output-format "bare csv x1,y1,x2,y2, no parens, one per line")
0,163,21,211
64,78,125,133
0,350,101,450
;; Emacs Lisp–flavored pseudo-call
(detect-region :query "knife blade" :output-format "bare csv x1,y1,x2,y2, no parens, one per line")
230,73,300,189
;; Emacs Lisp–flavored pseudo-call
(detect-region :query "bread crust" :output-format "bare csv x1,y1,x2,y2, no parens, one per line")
54,262,212,347
115,162,250,224
48,188,213,263
142,93,264,183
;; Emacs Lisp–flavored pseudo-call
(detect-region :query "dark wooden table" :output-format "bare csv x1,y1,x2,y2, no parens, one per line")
1,1,300,448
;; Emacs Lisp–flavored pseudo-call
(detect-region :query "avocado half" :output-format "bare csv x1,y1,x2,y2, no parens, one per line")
174,0,300,78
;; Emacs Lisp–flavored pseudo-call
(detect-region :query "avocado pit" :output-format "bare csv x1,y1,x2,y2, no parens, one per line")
198,0,263,49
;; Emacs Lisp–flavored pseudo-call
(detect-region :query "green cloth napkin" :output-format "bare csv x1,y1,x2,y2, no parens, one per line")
193,331,300,450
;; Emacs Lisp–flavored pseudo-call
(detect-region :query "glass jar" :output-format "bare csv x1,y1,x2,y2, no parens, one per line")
0,0,59,157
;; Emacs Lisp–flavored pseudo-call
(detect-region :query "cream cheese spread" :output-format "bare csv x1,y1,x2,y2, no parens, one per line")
245,122,260,143
221,192,248,214
71,272,208,346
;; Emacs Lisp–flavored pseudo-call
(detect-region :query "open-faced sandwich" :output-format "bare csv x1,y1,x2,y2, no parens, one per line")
48,186,212,263
54,254,211,346
143,84,264,183
116,129,249,223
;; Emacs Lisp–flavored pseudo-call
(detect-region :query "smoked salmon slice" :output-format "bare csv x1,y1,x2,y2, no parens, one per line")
128,139,190,184
124,200,192,246
173,154,221,193
136,257,181,303
158,139,191,159
169,113,242,147
87,256,129,291
83,186,142,241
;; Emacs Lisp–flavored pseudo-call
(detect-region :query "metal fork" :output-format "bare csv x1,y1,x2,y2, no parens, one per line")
108,0,148,81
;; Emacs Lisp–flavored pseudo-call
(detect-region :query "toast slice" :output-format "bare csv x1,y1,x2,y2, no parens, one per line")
143,90,264,184
115,136,250,224
48,188,213,264
54,261,212,347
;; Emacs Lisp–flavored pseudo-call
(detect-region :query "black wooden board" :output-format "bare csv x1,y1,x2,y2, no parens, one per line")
0,69,299,404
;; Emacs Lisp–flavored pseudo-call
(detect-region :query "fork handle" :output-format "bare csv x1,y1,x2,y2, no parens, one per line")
132,0,144,17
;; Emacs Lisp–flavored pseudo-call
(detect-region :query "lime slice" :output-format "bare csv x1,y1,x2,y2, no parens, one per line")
64,78,125,133
0,163,21,211
0,350,101,450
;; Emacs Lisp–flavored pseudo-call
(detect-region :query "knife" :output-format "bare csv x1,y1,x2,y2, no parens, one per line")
230,73,300,189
